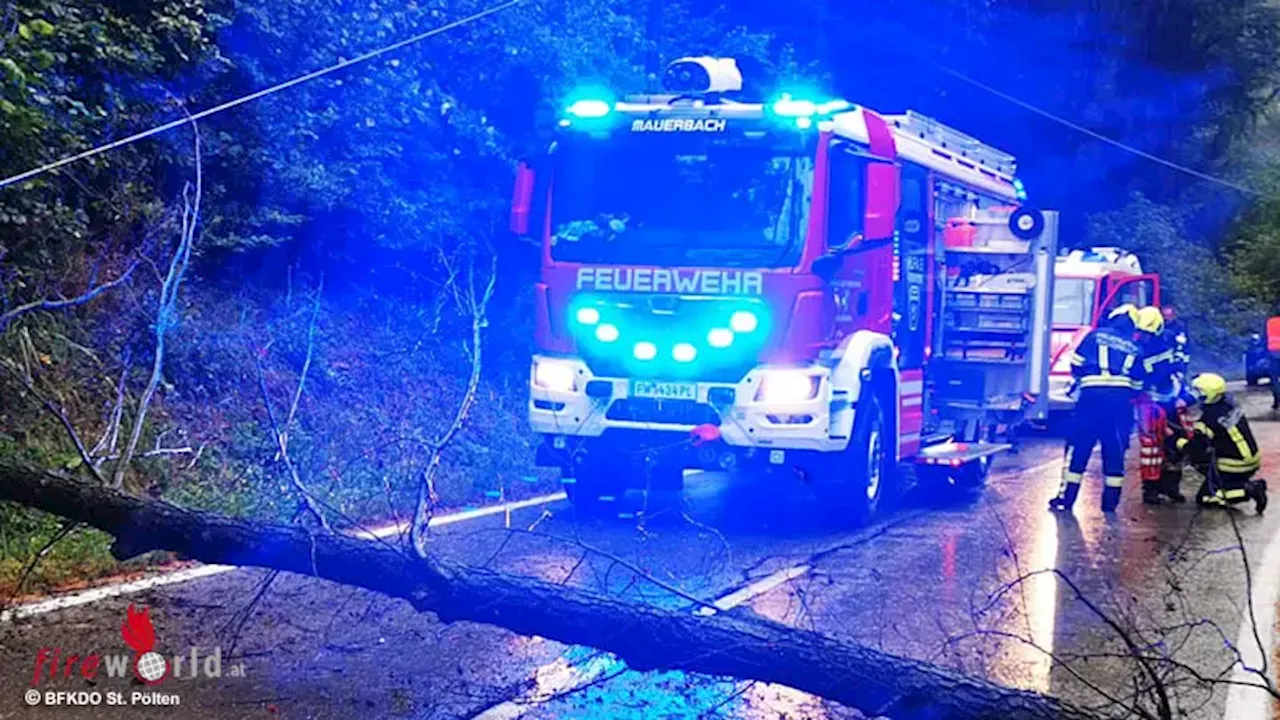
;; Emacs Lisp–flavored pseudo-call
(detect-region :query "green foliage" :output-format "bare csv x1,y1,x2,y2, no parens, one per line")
1087,192,1267,365
5,0,1280,593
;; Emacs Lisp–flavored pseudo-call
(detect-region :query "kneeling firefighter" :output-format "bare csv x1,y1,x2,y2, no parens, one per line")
1175,373,1268,512
1050,304,1145,513
1136,306,1190,505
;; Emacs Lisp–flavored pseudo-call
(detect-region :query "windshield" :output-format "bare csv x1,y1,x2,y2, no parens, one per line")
1052,277,1097,326
549,137,812,268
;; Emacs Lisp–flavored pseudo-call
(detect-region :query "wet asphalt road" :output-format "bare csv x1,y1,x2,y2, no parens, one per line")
2,389,1279,720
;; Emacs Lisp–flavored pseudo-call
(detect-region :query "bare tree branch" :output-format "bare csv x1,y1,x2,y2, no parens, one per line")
113,123,201,488
0,464,1106,720
411,253,497,558
0,261,141,330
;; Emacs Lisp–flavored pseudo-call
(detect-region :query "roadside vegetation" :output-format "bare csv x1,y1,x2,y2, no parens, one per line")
2,0,1280,591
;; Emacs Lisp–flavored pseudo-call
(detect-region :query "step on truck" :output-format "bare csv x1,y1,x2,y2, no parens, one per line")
1049,247,1160,412
509,57,1059,523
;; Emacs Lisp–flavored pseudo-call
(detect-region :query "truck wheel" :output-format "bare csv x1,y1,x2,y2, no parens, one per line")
953,455,992,490
818,392,891,526
562,464,626,517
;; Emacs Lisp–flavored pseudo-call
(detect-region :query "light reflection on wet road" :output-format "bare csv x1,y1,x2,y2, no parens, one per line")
492,392,1280,719
2,394,1277,720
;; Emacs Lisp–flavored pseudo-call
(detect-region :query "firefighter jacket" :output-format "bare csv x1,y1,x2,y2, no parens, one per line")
1141,331,1185,401
1069,326,1144,391
1176,396,1262,475
1166,318,1190,371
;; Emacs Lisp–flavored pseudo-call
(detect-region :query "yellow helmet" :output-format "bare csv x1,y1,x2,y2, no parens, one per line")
1136,306,1165,335
1108,303,1139,324
1191,373,1227,405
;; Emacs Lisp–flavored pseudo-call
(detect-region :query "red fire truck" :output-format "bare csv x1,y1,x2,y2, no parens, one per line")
1048,247,1160,412
510,57,1059,523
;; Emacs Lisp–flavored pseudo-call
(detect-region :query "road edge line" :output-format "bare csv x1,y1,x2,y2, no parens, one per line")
1223,517,1280,720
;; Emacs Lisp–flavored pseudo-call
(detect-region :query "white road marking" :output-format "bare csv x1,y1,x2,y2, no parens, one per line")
1222,519,1280,720
476,563,814,719
0,492,568,623
695,565,811,617
349,492,568,539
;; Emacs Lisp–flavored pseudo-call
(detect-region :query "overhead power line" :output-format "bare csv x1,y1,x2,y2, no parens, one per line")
0,0,525,191
935,65,1260,196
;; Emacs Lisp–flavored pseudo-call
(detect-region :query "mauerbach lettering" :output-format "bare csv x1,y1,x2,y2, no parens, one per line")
630,118,728,133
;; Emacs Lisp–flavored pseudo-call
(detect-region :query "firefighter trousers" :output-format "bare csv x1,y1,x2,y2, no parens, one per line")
1193,467,1267,509
1052,388,1133,512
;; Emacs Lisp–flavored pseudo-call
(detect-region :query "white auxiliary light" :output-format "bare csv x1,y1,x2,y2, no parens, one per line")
663,57,744,94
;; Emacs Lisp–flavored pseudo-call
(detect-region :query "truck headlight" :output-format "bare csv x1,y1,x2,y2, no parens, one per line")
755,370,821,403
533,359,577,393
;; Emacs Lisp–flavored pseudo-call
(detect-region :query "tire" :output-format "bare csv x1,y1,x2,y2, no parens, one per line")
916,455,991,503
563,463,626,517
817,391,892,526
953,455,992,490
1247,373,1261,387
1009,207,1045,240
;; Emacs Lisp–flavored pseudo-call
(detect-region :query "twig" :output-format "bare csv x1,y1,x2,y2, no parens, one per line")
410,253,497,558
90,348,132,466
2,520,79,609
113,120,201,488
0,359,105,483
278,280,323,460
0,261,141,329
255,354,329,530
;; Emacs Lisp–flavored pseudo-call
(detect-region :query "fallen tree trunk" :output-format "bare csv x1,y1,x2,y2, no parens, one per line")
0,463,1101,720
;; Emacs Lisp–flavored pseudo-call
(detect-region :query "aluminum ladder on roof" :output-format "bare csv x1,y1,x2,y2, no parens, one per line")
883,110,1018,177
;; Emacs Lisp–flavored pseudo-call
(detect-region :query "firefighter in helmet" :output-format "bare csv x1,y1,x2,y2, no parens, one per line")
1050,304,1145,513
1175,373,1267,512
1161,305,1190,376
1136,306,1190,504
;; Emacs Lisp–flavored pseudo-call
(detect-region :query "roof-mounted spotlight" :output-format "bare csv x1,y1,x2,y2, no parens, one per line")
663,57,744,94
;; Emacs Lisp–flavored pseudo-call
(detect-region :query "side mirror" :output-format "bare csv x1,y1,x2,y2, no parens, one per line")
510,161,535,236
812,252,844,281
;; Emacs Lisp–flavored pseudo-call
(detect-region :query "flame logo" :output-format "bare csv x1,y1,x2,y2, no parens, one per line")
122,604,168,684
121,605,156,654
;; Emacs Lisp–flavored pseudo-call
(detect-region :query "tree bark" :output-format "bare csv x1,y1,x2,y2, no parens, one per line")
0,463,1101,720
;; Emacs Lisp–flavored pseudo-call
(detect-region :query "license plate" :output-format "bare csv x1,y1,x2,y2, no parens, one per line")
631,380,698,401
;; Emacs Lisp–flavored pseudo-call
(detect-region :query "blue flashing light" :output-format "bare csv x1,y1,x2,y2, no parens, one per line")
707,328,734,348
730,311,758,333
672,343,697,363
596,323,620,343
576,307,601,325
772,94,817,117
634,341,657,361
771,92,851,119
566,99,612,119
1012,178,1028,201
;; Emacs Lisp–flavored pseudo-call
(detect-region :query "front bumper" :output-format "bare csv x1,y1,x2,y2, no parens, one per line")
528,355,853,453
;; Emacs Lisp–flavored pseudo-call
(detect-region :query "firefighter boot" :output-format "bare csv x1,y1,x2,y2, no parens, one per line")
1101,486,1123,513
1253,479,1268,514
1142,482,1162,505
1049,473,1081,512
1100,475,1125,513
1196,482,1227,507
1160,468,1186,503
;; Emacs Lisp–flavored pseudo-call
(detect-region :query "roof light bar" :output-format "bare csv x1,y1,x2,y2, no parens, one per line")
771,93,851,118
566,99,613,119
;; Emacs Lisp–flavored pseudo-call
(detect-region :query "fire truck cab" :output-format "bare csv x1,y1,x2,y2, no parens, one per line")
511,57,1059,524
1048,247,1160,411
